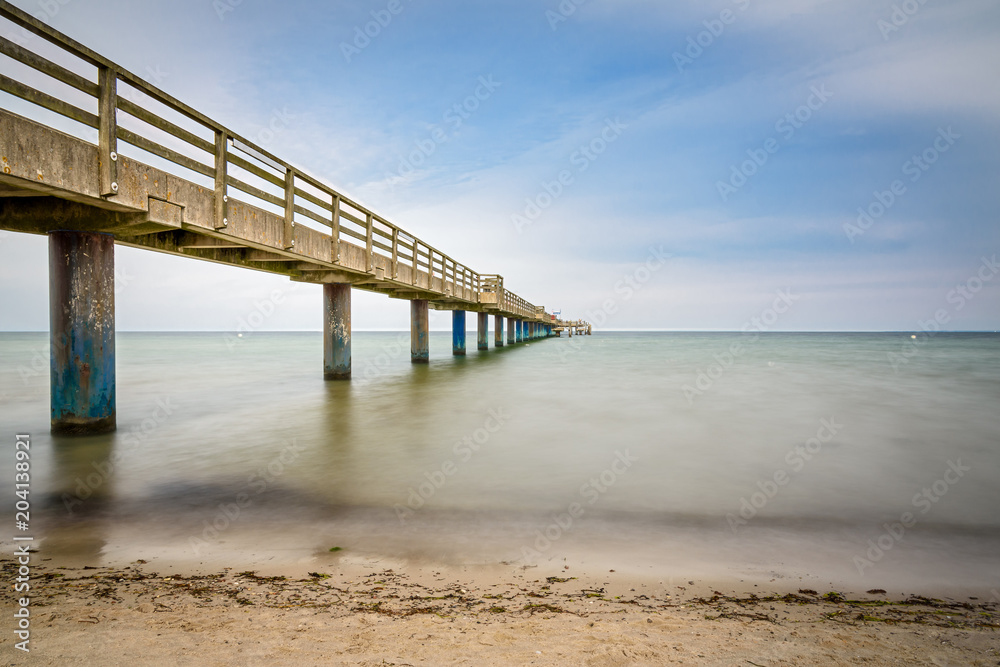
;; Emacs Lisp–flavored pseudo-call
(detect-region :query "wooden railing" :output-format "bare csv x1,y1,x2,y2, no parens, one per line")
0,1,545,316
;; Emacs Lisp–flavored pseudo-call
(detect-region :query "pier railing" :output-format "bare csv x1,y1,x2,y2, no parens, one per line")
0,1,549,320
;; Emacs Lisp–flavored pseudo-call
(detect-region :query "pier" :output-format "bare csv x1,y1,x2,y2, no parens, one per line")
0,2,587,435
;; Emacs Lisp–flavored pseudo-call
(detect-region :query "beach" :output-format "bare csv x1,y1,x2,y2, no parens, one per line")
3,555,998,665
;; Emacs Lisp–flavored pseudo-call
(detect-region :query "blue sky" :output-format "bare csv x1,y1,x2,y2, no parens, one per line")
1,0,998,330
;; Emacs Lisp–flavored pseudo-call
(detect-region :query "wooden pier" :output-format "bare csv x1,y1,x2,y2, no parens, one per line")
0,2,588,434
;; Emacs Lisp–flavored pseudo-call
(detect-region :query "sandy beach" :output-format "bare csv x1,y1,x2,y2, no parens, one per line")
3,554,998,666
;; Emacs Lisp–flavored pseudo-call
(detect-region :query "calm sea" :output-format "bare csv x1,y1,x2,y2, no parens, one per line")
2,331,998,593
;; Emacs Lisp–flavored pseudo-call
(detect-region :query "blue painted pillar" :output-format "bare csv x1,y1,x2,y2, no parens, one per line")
452,310,466,356
507,317,516,345
495,314,505,347
323,283,351,380
515,320,523,343
49,231,116,435
478,312,489,351
411,299,429,363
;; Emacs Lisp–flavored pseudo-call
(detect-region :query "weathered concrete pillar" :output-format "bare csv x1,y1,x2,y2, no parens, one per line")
411,299,429,363
515,320,523,343
478,312,489,351
452,310,466,356
507,317,516,345
49,231,116,435
495,314,504,347
323,283,351,380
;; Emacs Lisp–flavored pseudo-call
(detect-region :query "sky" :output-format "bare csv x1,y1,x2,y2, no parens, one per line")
1,0,999,331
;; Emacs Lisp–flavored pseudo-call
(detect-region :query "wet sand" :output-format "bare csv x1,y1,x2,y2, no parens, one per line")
3,555,998,666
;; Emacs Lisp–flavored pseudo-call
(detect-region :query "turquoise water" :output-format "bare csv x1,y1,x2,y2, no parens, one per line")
1,332,998,592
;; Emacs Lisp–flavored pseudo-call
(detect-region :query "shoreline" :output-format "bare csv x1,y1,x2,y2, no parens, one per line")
3,555,998,665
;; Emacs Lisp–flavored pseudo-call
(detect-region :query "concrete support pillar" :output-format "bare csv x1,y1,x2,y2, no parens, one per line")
49,231,116,435
569,326,573,337
495,314,504,347
452,310,466,356
515,320,523,343
478,312,489,351
323,283,351,380
411,299,429,363
507,317,516,345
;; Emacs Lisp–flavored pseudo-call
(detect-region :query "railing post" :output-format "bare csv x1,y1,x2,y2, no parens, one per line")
331,195,341,263
98,65,118,197
411,242,418,286
391,227,399,278
283,168,295,249
365,213,374,271
213,130,228,229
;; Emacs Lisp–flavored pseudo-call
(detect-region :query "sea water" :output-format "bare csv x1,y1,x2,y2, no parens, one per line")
1,331,997,593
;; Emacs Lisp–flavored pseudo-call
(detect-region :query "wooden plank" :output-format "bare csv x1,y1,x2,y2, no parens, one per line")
227,151,285,189
283,168,295,249
0,36,98,96
117,97,214,153
98,65,118,196
331,195,341,263
391,227,399,278
117,127,214,178
365,212,373,272
0,73,98,128
214,130,228,229
226,174,284,209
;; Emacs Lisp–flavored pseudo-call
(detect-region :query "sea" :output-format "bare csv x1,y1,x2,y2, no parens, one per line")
1,331,998,595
